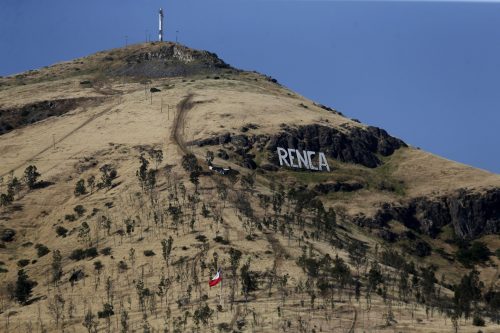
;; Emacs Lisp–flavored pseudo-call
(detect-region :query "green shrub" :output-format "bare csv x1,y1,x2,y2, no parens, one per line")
17,259,30,268
143,250,155,257
35,244,50,257
213,236,230,245
472,316,485,326
74,179,86,196
64,214,76,222
98,303,114,318
56,226,68,237
69,247,98,261
456,241,491,268
74,205,86,217
100,247,112,256
118,261,128,271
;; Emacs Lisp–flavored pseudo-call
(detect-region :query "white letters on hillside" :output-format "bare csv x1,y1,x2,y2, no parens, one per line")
277,147,330,172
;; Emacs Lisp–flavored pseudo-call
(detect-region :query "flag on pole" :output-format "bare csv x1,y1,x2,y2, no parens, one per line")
209,269,222,287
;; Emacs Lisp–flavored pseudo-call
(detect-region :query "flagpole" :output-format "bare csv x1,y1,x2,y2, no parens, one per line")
220,270,223,308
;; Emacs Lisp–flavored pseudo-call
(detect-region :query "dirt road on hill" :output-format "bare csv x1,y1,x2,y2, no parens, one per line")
171,93,194,155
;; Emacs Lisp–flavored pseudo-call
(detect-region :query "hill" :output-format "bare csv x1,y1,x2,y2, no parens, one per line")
0,42,499,332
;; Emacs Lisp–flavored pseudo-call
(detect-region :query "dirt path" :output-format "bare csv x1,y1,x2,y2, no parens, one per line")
171,93,194,155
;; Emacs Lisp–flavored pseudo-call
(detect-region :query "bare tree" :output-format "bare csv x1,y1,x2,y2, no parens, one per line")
47,293,65,329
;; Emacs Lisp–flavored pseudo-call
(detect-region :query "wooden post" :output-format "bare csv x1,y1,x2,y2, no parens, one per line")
161,98,163,113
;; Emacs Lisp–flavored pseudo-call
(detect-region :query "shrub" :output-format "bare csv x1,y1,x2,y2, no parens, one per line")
94,260,104,273
86,247,98,258
195,235,207,243
15,269,36,304
23,165,41,189
74,179,86,196
100,247,112,256
118,261,128,272
456,241,491,268
98,303,114,318
143,250,155,257
0,267,7,273
472,316,485,326
64,214,76,222
69,247,98,261
35,244,50,258
17,259,30,268
56,226,68,237
69,249,86,261
74,205,86,217
213,236,230,245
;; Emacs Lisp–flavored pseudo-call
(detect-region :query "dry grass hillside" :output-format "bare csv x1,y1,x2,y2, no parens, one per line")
0,42,499,333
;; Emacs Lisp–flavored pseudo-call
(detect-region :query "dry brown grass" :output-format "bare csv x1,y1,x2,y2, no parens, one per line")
0,46,498,332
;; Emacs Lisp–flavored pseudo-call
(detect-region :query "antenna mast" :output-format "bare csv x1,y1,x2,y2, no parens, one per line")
159,8,164,42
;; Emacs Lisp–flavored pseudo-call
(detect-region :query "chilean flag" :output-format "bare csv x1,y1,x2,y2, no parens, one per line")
209,269,222,287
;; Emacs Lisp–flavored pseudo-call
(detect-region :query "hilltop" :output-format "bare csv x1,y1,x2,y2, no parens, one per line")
0,42,499,332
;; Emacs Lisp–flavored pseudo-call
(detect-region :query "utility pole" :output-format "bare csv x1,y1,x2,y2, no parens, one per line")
176,30,179,44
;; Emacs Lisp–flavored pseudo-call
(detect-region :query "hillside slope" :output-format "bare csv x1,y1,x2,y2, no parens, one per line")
0,42,499,333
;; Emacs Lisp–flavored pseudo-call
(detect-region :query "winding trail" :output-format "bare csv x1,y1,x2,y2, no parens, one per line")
171,93,194,155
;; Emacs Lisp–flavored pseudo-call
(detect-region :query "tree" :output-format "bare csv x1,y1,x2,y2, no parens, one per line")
120,309,129,333
47,293,65,328
229,248,242,309
23,165,40,189
181,153,199,173
0,192,13,207
8,176,21,197
241,259,258,302
193,303,213,330
78,222,91,246
240,172,256,193
454,269,482,320
15,269,35,305
74,179,86,196
149,149,163,169
99,164,116,190
87,175,96,194
205,150,214,165
52,250,63,284
136,154,149,190
82,308,98,333
161,236,174,265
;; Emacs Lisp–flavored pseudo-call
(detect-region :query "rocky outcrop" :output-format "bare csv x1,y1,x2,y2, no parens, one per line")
353,188,500,240
267,124,406,168
313,181,363,194
114,44,230,78
195,124,405,169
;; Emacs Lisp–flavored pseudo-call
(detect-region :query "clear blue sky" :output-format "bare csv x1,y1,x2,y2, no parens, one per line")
1,0,499,173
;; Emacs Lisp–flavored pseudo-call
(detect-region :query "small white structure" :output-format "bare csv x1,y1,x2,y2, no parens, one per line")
209,165,231,175
159,8,164,42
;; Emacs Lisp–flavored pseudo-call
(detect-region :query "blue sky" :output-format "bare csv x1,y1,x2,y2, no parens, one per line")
1,0,499,173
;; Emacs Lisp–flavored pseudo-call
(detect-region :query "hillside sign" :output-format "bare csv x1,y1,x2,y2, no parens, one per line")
277,147,330,172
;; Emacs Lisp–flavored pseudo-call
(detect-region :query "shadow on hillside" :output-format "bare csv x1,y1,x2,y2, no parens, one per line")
32,181,55,190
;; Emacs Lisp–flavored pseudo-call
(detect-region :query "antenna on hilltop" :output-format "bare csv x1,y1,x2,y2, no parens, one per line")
159,8,164,42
